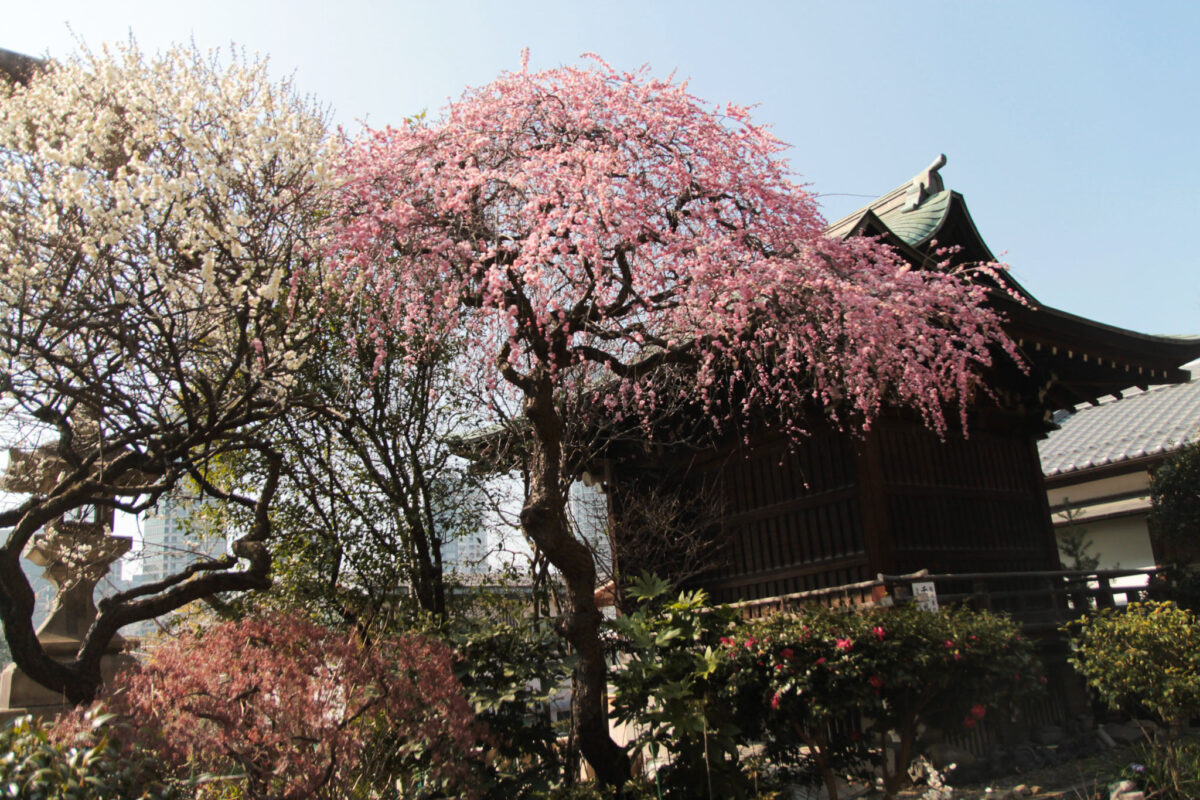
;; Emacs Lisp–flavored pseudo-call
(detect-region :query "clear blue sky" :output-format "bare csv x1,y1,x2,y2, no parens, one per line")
7,0,1199,336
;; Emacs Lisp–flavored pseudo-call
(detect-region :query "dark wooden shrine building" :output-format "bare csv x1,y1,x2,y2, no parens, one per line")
603,156,1200,606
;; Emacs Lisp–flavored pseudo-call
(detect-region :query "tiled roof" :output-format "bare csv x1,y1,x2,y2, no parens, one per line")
1039,378,1200,477
871,189,951,247
825,154,951,246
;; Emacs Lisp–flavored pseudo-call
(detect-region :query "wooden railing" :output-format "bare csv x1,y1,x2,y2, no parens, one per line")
731,566,1165,631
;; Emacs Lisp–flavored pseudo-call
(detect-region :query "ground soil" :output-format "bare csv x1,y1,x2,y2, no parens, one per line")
896,746,1135,799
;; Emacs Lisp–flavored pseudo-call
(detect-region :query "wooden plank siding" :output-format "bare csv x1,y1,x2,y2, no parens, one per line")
675,428,871,605
623,413,1062,607
874,419,1058,577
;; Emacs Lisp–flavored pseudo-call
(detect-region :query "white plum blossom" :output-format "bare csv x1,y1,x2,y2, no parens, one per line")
0,41,332,705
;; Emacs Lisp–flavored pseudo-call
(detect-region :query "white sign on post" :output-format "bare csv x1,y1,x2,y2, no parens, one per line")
912,581,939,612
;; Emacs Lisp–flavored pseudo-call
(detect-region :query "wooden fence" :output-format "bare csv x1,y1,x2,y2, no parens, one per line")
729,566,1164,632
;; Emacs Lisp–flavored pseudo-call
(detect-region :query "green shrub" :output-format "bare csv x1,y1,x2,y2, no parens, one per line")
444,615,577,798
609,574,746,800
1068,601,1200,727
1,709,179,800
1070,601,1200,799
728,603,1043,798
1149,440,1200,567
608,577,1042,800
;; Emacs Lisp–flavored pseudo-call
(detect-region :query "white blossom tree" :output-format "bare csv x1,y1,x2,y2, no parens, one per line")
0,42,331,703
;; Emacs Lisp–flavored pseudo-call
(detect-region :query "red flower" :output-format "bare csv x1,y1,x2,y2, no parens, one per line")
944,639,954,648
771,692,780,710
780,647,795,660
815,657,827,666
836,638,853,652
720,636,735,647
744,637,758,650
970,704,986,720
962,716,977,730
872,626,885,640
868,675,884,689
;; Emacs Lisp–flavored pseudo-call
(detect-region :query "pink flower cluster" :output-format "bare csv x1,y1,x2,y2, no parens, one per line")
326,55,1016,443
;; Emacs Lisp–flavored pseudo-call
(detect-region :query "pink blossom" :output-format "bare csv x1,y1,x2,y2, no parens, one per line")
836,638,853,652
327,57,1016,457
872,626,886,640
780,647,795,661
323,55,1019,775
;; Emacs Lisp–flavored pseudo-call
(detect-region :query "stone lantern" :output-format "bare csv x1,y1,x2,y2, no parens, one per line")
0,440,136,718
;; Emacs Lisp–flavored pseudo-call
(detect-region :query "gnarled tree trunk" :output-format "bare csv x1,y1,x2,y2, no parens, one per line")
521,383,630,787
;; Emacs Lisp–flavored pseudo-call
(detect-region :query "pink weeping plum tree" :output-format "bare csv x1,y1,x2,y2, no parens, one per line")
327,54,1017,785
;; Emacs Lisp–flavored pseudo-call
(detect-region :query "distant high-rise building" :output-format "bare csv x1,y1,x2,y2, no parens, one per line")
441,529,491,574
570,480,612,571
134,496,225,587
123,496,224,637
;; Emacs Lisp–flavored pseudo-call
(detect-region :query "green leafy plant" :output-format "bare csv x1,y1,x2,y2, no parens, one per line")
1148,440,1200,611
1149,440,1200,565
608,578,1041,800
1068,601,1200,727
1069,601,1200,799
1,708,179,800
1126,735,1200,799
609,574,746,800
444,615,577,798
728,603,1043,799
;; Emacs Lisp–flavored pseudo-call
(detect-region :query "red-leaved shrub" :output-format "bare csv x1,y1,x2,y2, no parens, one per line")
62,613,481,799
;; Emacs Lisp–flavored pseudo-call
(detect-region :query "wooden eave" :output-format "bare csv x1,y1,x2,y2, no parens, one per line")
830,158,1200,410
1042,453,1164,491
996,296,1200,409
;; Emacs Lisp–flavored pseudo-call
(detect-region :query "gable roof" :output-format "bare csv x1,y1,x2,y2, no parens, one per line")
824,153,999,270
1039,378,1200,477
827,156,1200,409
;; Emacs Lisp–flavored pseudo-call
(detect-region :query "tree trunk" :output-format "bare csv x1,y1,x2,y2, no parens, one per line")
521,385,630,787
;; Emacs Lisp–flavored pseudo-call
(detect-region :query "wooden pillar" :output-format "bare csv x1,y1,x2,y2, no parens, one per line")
856,427,894,578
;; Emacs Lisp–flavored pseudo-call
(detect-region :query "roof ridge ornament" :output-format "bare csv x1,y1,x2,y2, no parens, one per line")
904,153,947,211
